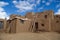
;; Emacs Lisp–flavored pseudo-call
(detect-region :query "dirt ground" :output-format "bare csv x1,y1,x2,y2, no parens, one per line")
0,32,60,40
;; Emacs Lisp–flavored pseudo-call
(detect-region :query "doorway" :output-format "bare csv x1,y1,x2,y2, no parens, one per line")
35,22,38,31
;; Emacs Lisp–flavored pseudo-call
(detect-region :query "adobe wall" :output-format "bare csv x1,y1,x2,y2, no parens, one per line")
25,10,54,32
4,10,60,33
8,14,33,33
25,12,34,20
16,18,32,33
10,19,17,33
6,18,17,33
5,20,10,33
0,19,6,32
35,10,54,32
51,15,60,32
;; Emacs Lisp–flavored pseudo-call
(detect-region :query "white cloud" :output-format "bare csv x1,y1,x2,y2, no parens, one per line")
13,0,35,12
36,0,41,4
38,6,44,11
43,0,53,6
55,9,60,15
46,2,50,6
0,7,4,11
0,1,9,19
0,1,9,7
42,0,45,3
0,7,9,19
49,0,54,2
39,7,43,10
56,4,60,8
27,0,35,3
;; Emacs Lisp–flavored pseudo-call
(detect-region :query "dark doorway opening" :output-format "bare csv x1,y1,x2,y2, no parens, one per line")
44,15,47,19
35,22,38,31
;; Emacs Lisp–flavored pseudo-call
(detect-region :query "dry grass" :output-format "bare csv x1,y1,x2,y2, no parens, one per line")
0,32,60,40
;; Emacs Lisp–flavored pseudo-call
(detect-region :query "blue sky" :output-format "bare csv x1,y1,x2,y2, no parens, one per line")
0,0,60,19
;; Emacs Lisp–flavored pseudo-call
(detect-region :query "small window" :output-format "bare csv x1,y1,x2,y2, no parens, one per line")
44,15,47,18
35,22,38,29
56,21,59,23
56,16,58,17
9,21,11,23
20,19,24,24
58,17,60,19
41,24,44,27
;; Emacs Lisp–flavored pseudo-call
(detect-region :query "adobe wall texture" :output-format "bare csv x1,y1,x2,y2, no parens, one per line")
51,15,60,32
6,16,32,33
16,18,31,33
35,10,54,32
25,10,54,32
0,19,6,32
0,10,60,33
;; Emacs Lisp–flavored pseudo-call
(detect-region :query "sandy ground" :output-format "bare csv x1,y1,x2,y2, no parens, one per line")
0,32,60,40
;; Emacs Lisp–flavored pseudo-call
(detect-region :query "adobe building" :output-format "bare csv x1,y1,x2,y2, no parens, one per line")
6,14,32,33
0,10,60,33
0,19,6,32
35,10,54,32
25,10,54,32
25,10,60,32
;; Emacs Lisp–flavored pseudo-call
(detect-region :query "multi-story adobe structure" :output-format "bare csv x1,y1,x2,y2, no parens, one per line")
0,10,60,33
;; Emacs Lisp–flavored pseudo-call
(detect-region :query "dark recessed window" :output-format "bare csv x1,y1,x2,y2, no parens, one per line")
20,19,24,24
56,21,59,23
35,22,38,30
9,21,11,23
56,16,58,17
41,24,44,27
0,21,3,29
59,17,60,18
44,15,47,18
